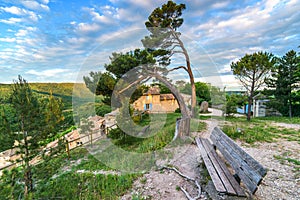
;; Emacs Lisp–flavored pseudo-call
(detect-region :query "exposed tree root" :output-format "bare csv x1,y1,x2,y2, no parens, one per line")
161,166,202,200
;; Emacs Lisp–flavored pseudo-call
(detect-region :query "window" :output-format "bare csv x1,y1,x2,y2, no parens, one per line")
146,103,150,110
144,103,152,110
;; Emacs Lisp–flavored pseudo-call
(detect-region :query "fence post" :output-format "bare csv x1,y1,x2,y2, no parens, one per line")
66,140,70,160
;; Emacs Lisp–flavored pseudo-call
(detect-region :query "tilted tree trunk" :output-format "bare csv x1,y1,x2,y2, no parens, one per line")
172,29,197,118
116,70,191,137
148,72,191,137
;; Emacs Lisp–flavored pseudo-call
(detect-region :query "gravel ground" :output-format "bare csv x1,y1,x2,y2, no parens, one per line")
121,121,300,200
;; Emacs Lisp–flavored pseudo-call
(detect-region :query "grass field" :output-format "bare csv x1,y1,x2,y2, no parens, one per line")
0,147,140,199
221,116,300,144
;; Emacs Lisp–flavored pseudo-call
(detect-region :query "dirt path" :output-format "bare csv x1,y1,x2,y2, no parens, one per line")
121,119,300,200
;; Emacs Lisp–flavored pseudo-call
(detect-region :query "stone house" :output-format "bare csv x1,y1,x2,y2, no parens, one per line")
133,86,180,113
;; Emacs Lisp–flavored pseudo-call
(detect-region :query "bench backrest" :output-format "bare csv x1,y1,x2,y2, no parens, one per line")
210,127,267,194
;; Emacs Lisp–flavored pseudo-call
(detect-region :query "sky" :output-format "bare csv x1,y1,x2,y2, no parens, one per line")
0,0,299,90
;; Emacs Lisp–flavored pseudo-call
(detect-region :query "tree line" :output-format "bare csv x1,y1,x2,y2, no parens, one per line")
230,49,300,120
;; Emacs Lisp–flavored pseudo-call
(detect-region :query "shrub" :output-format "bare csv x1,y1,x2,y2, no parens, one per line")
96,105,112,117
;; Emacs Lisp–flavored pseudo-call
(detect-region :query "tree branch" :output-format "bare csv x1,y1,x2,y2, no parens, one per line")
167,65,188,73
117,76,150,94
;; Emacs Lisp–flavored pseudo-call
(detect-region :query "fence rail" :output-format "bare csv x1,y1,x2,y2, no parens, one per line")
0,124,117,172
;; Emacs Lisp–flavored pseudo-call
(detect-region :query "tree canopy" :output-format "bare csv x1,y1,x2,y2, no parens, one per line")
266,50,300,117
231,51,275,120
142,0,197,117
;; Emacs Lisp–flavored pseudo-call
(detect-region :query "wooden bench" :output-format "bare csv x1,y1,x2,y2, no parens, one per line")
195,127,267,196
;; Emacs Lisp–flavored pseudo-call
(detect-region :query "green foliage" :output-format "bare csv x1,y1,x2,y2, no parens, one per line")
222,117,300,144
265,50,300,117
0,147,139,200
83,71,102,94
231,51,275,120
144,1,185,30
109,113,181,152
222,94,247,116
151,83,171,94
0,168,24,199
195,82,211,104
96,72,116,97
96,104,112,117
181,81,225,106
105,49,156,79
130,84,149,103
0,105,15,152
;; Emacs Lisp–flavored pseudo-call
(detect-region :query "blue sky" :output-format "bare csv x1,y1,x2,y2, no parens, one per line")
0,0,299,90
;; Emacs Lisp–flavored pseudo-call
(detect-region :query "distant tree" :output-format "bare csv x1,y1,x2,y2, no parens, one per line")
84,49,155,105
231,52,275,121
151,83,171,94
83,71,102,94
9,76,64,197
130,84,149,103
175,80,186,91
180,82,211,104
266,50,300,117
10,76,44,196
222,94,247,116
43,91,65,136
142,1,197,117
105,49,156,79
0,106,13,152
95,104,112,117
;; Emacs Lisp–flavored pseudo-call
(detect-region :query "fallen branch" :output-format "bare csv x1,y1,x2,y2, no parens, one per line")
161,166,202,200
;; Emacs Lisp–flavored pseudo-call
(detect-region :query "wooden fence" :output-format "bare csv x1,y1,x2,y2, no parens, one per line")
0,124,117,172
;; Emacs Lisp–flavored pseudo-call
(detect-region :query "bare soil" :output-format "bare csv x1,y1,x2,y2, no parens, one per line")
122,120,300,200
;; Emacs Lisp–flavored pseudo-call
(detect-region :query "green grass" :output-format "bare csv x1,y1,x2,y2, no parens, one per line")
109,113,206,153
0,147,140,200
221,116,300,144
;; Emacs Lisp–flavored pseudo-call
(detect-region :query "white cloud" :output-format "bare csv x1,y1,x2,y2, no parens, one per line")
21,0,49,11
0,37,16,42
0,17,22,24
26,68,70,77
0,6,40,23
0,6,27,15
77,22,101,33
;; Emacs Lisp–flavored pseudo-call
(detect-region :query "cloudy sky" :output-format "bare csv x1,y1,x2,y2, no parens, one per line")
0,0,299,90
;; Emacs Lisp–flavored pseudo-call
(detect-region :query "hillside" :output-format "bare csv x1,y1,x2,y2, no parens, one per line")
0,83,96,110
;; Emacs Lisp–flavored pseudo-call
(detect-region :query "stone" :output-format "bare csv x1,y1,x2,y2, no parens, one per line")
199,101,209,113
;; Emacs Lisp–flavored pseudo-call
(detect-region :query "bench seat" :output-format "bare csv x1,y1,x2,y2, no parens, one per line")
196,127,267,196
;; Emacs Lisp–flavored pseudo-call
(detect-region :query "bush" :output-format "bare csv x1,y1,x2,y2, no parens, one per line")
174,108,181,113
96,105,112,117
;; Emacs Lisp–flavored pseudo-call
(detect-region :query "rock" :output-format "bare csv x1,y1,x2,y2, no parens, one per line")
200,101,209,113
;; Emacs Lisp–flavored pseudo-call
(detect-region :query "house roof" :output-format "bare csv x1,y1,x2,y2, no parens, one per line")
160,94,176,101
144,87,160,95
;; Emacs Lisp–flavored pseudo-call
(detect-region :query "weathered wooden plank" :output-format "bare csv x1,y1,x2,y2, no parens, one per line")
213,127,267,178
212,130,263,185
195,138,227,194
202,139,245,196
213,133,262,184
211,137,258,194
201,139,236,195
202,139,246,197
